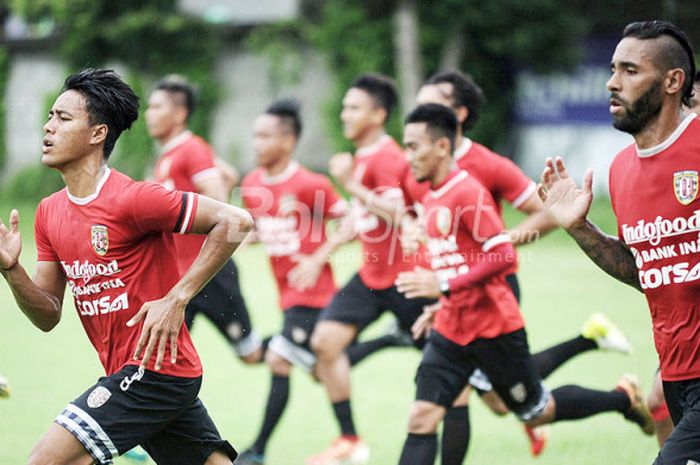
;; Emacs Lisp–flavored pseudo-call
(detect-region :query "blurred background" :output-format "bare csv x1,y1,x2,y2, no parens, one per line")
0,0,699,201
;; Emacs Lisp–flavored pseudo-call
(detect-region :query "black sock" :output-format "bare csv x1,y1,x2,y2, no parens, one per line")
346,336,398,366
532,336,596,379
441,406,470,465
250,375,290,455
399,433,438,465
551,385,630,421
333,400,357,437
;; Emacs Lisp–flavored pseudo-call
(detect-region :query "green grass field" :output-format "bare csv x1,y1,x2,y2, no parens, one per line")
0,200,661,464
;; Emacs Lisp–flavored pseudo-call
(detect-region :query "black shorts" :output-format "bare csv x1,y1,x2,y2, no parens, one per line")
55,365,236,465
415,329,548,421
654,377,700,465
319,272,435,348
186,258,261,356
268,306,321,372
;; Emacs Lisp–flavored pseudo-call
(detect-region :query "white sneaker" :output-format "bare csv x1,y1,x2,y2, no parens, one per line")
582,313,633,354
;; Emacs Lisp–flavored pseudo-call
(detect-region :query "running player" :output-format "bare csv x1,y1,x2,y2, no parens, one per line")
397,103,653,465
539,20,698,465
146,75,263,363
0,68,253,465
307,74,435,465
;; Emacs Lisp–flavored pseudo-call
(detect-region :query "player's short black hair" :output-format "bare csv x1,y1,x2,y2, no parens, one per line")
152,74,198,119
265,98,302,138
425,69,484,132
405,103,458,153
622,21,696,107
63,68,139,159
350,73,398,123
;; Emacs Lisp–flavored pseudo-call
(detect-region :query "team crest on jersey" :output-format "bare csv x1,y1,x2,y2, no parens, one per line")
87,386,111,409
91,225,109,256
509,382,527,403
278,194,298,216
674,170,699,205
435,207,452,237
292,326,308,344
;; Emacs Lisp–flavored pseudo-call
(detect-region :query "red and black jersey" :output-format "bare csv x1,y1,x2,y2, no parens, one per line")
610,113,700,381
35,168,202,377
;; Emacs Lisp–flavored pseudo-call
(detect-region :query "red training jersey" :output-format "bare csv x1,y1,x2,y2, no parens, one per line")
153,131,220,276
350,135,420,289
35,168,202,378
423,170,523,345
242,162,344,310
609,113,700,381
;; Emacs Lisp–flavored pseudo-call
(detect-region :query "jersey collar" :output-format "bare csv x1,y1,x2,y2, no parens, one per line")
430,170,468,199
160,130,193,155
355,134,392,158
67,167,112,205
262,161,300,185
636,113,697,158
454,137,473,161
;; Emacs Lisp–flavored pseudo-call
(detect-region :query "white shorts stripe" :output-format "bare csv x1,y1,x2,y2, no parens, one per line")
65,403,118,456
234,331,263,357
179,192,195,234
268,334,316,372
56,413,108,464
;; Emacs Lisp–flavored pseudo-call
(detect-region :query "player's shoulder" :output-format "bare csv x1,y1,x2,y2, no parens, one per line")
241,168,264,188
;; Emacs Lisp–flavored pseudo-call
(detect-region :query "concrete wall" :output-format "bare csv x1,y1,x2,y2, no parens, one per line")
4,51,65,176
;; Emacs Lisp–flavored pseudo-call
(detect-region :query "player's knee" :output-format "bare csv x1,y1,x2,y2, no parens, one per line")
524,396,556,427
265,351,291,376
311,325,343,360
407,401,443,434
239,348,263,365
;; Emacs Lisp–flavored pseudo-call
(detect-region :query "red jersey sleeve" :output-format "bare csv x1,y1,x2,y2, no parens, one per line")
35,200,58,262
364,153,407,203
459,186,507,251
488,154,536,208
129,182,199,235
183,139,217,184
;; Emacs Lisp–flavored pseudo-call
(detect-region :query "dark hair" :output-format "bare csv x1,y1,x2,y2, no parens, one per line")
622,21,696,107
696,71,700,83
405,103,458,152
425,70,484,132
152,74,198,119
63,68,139,159
350,73,398,123
265,98,303,138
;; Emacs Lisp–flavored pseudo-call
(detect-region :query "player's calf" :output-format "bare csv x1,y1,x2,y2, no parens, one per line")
265,350,292,377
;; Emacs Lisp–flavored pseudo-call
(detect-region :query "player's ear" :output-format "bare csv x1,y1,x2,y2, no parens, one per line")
90,124,108,146
455,105,469,127
664,68,685,98
437,136,451,157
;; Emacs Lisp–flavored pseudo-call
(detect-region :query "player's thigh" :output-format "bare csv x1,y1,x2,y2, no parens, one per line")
268,306,320,372
144,398,236,465
29,423,94,465
415,332,474,409
473,329,548,421
384,286,436,344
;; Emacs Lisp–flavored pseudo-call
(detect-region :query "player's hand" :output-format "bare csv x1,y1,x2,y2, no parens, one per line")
328,214,357,245
288,253,325,290
411,302,440,340
127,295,186,371
538,157,593,231
395,266,441,299
0,210,21,271
329,152,354,187
400,216,425,255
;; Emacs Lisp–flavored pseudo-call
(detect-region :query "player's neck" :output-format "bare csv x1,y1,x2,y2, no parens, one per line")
158,126,189,147
353,127,386,150
62,157,109,199
634,105,684,150
429,163,452,188
264,155,292,177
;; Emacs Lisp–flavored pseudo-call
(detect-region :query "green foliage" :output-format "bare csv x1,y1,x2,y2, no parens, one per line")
0,164,64,202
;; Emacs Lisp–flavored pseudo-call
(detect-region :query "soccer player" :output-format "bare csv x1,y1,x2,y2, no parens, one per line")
307,74,436,465
146,75,263,363
397,103,654,465
0,68,253,465
402,69,633,461
539,20,699,464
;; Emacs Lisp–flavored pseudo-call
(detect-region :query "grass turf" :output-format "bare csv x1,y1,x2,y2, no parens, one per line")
0,199,660,464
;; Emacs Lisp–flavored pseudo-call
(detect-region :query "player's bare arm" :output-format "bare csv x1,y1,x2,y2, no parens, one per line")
539,157,641,291
215,156,240,193
194,169,230,203
329,152,405,225
0,210,64,331
129,195,254,370
508,193,558,246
